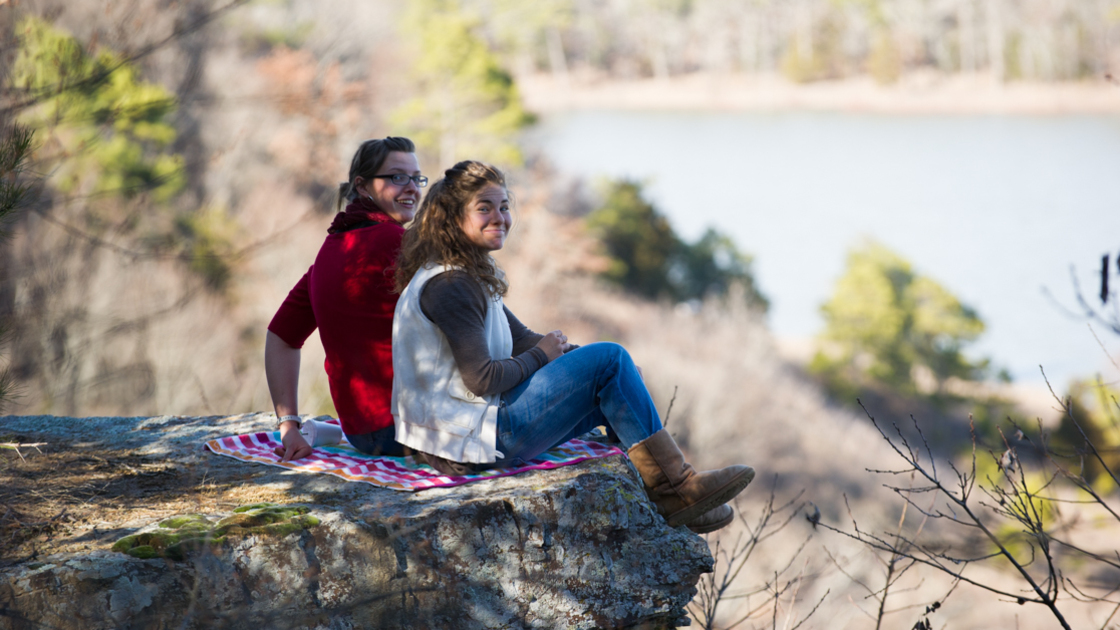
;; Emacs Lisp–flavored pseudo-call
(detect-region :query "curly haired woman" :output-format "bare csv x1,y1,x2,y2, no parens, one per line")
390,160,754,533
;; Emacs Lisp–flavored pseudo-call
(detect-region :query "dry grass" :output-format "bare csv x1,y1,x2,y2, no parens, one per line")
0,434,299,566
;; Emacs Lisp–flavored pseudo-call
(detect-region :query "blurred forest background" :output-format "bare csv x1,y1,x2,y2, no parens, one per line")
2,0,1120,628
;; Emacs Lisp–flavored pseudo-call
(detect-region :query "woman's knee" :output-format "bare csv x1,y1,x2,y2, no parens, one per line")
576,341,627,361
573,341,635,373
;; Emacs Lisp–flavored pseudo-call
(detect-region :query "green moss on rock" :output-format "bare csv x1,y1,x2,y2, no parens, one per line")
252,514,320,537
111,535,139,554
126,545,158,560
216,504,310,530
113,503,318,561
232,502,279,513
158,514,212,529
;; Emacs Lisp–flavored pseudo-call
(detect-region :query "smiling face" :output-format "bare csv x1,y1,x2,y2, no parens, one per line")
459,183,511,252
355,151,421,223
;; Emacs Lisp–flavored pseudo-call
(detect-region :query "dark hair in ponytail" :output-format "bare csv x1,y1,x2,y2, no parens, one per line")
394,161,509,297
337,137,416,211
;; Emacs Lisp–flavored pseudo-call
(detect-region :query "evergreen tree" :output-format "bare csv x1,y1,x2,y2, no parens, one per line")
8,17,241,290
11,16,184,201
587,179,767,308
678,228,768,309
0,124,36,411
1053,380,1120,492
391,0,535,168
586,179,682,301
812,241,987,396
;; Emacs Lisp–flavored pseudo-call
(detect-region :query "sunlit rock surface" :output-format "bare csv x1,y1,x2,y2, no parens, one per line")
0,414,711,629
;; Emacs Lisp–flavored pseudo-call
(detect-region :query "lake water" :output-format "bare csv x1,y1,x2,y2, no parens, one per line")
528,111,1120,387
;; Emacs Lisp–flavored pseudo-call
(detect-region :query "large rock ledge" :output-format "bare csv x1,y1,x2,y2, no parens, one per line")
0,414,712,629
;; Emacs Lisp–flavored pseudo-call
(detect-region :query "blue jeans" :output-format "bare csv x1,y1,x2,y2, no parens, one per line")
346,425,406,456
494,342,663,466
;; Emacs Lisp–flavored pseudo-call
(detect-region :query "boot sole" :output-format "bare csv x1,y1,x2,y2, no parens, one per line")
687,509,734,534
666,466,755,528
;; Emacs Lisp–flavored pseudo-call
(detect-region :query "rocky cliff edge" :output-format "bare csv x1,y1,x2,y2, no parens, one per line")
0,414,711,630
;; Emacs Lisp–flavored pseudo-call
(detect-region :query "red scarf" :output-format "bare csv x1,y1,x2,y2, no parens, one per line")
327,196,401,234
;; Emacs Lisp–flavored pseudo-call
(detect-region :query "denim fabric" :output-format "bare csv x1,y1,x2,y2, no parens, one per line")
346,425,406,456
494,342,662,466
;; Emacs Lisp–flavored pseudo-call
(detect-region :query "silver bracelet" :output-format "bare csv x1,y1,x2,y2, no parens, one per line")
277,414,302,428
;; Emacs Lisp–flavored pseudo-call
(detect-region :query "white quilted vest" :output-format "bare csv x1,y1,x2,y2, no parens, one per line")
391,264,512,463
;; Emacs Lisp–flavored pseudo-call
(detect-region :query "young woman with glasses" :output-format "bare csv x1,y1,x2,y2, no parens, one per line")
266,137,428,461
390,160,755,533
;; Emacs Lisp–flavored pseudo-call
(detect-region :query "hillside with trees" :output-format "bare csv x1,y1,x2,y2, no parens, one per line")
466,0,1118,84
2,2,1119,629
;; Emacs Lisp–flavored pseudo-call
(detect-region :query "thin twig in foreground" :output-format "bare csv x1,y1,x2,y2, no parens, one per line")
663,385,678,428
0,442,46,462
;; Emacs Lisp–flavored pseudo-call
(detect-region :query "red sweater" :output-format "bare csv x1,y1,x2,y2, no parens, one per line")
267,200,404,435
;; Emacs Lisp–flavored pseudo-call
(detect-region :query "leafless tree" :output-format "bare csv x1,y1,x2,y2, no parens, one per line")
820,471,947,630
470,0,1118,83
815,392,1120,630
1063,255,1120,337
689,483,829,630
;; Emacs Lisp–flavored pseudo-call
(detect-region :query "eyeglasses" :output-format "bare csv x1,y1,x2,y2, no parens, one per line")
371,173,429,188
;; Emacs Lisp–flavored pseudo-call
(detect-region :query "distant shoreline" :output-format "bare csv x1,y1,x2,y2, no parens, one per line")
518,71,1120,116
772,336,1066,425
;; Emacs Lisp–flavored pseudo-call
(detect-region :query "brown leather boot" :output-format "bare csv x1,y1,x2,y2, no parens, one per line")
687,504,734,534
627,429,754,528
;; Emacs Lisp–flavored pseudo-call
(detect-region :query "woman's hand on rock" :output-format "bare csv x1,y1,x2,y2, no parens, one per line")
275,421,313,462
536,330,571,362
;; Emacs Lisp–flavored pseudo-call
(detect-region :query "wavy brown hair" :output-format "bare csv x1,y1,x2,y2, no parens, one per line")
394,161,510,297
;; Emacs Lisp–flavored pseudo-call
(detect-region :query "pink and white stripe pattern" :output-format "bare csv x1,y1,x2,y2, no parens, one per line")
205,424,624,492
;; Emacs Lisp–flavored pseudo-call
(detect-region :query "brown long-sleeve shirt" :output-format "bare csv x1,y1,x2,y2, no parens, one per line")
419,270,548,397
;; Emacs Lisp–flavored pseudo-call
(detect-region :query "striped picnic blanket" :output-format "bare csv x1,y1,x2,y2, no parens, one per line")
204,424,624,492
